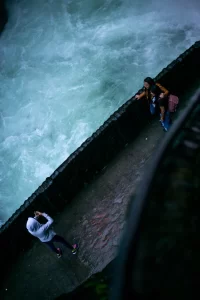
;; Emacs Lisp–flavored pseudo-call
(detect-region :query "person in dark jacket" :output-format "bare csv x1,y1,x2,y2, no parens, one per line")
150,84,171,132
26,211,78,258
135,77,169,115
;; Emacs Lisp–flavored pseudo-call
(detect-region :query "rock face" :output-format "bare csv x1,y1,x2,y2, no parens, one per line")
0,0,8,34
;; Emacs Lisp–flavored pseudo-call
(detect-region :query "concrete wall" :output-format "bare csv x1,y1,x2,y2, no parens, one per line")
0,41,200,284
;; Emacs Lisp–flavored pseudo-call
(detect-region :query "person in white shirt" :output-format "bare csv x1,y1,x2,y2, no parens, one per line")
26,211,78,258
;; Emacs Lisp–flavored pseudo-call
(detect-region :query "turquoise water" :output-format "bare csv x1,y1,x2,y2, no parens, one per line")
0,0,200,226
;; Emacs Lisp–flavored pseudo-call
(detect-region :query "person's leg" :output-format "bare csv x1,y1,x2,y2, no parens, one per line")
52,235,74,250
163,111,171,131
150,103,156,115
52,235,79,254
159,113,165,128
44,240,60,254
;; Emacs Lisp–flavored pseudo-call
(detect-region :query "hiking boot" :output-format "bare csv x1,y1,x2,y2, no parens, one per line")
57,248,62,258
72,244,79,255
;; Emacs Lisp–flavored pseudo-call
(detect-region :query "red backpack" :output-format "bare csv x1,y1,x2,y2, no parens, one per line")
168,94,179,113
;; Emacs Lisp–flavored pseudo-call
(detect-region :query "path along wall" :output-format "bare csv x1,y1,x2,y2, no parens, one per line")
0,41,200,285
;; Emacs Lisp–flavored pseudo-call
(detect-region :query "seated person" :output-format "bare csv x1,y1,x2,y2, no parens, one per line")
135,77,169,115
150,85,171,132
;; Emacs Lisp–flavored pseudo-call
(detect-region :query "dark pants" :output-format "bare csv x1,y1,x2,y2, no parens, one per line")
44,235,73,254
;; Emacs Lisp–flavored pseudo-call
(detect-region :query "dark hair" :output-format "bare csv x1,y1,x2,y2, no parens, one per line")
150,84,161,96
144,77,155,87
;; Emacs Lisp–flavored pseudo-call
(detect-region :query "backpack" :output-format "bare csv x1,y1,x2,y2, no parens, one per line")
168,94,179,112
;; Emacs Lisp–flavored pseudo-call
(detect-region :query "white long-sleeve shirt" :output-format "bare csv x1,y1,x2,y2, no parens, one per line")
26,213,56,242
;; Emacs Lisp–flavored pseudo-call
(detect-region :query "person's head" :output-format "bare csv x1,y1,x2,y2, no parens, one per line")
150,85,161,97
144,77,155,89
26,217,40,233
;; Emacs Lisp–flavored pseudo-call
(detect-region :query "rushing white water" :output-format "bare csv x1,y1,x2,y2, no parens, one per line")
0,0,199,226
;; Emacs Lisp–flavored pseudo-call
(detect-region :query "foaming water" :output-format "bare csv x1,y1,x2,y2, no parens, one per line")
0,0,200,226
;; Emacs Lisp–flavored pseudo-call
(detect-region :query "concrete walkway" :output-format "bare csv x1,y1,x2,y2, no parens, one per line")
0,120,165,300
1,82,198,300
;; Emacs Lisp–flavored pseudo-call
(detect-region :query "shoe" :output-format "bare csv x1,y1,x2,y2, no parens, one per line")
57,248,62,258
72,244,79,255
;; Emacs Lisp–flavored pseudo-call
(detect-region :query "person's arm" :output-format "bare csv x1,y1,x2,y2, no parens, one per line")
156,83,169,97
41,213,54,231
35,211,54,231
34,211,40,220
135,91,145,100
